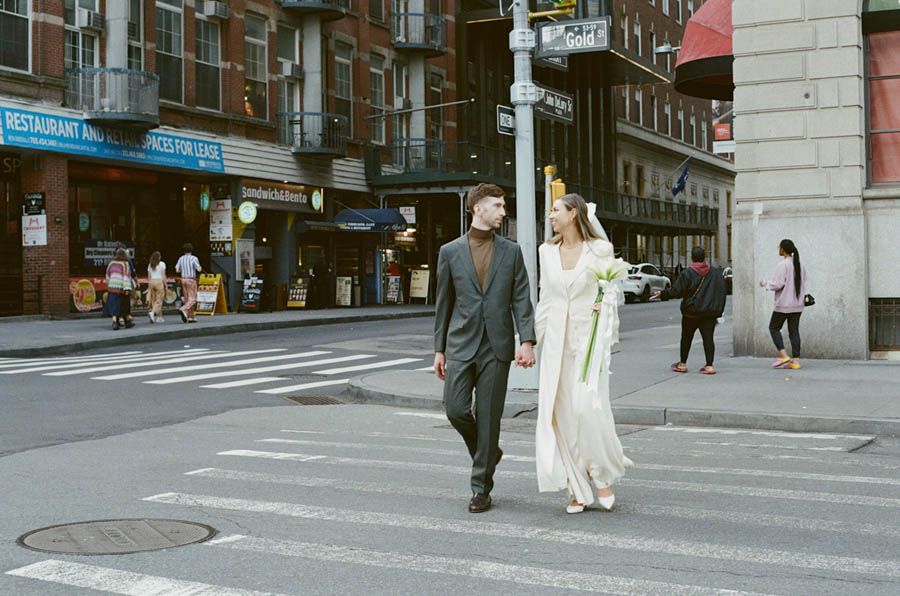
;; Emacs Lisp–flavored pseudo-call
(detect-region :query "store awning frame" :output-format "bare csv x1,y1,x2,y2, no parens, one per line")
301,208,409,233
673,0,734,101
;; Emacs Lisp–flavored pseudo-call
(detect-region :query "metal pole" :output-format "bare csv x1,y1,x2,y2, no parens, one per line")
509,0,538,306
544,165,554,241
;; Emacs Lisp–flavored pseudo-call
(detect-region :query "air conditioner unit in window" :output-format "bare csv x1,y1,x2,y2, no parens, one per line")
78,9,105,33
281,62,304,80
127,22,139,40
203,1,229,19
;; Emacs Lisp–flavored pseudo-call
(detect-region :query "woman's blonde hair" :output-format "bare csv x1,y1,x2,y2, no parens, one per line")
549,193,602,245
149,251,161,270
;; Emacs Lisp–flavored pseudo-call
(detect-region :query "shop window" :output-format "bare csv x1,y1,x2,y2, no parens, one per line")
1,0,29,72
335,42,353,135
864,3,900,184
195,18,220,111
370,55,386,144
244,14,268,119
277,25,300,145
156,0,183,103
127,0,143,70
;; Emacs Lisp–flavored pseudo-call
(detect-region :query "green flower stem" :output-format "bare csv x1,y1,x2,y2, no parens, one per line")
579,286,604,382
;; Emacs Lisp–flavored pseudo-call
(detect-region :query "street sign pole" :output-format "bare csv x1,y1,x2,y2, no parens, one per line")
509,0,538,308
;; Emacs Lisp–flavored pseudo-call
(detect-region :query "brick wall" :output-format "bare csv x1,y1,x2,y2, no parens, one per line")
20,155,69,315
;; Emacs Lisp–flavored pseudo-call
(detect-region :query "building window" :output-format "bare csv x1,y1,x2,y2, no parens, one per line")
726,190,732,217
688,0,694,17
244,14,268,119
675,0,682,24
690,113,696,146
127,0,143,70
637,165,645,196
392,62,408,163
701,119,708,151
195,19,220,111
677,107,684,141
662,0,668,16
727,228,732,260
1,0,28,71
370,0,383,22
649,30,656,65
651,94,658,131
620,15,627,48
65,0,98,105
622,87,629,120
277,25,299,144
370,55,386,143
664,101,671,135
866,30,900,184
335,42,353,134
429,73,443,140
634,21,641,56
156,0,183,103
635,88,642,125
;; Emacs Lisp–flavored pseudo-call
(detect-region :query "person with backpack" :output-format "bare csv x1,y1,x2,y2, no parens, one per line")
652,246,726,374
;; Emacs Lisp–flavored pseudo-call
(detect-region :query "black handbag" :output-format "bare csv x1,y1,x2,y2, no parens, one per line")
804,294,815,307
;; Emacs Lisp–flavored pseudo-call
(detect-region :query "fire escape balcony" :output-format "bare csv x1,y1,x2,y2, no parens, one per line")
65,68,160,130
279,0,349,21
391,13,446,57
278,112,348,157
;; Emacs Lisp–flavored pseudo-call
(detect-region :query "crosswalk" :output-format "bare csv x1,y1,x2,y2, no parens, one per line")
0,347,425,396
5,409,900,595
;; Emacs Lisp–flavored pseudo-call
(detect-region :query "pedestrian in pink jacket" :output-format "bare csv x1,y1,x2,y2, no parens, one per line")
760,239,808,369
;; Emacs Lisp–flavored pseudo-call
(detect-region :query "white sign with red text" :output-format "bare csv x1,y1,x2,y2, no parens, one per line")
22,214,47,246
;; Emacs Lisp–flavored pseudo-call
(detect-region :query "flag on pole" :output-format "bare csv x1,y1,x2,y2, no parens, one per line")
672,164,689,197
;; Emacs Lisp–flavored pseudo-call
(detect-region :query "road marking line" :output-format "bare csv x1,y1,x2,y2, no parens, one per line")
39,349,221,376
93,349,313,380
256,437,536,462
652,427,872,440
4,559,283,596
415,366,434,371
278,428,538,448
313,357,423,375
144,492,900,579
200,377,287,389
1,349,212,375
184,467,900,540
207,534,769,596
0,350,145,368
638,463,900,487
145,354,374,385
255,379,350,394
393,412,446,419
690,440,845,452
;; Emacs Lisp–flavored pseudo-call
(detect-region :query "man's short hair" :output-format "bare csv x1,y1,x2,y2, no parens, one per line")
183,242,193,253
691,246,706,262
466,183,505,212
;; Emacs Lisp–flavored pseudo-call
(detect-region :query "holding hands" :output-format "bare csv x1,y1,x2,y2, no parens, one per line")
515,342,536,368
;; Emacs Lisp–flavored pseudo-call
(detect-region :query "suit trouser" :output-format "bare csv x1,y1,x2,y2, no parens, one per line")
444,331,511,495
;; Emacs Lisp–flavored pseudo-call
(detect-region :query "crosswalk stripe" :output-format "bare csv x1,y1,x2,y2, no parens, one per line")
4,559,283,596
145,492,900,578
145,354,374,385
184,467,900,540
279,428,539,448
652,426,872,441
254,379,351,394
257,437,536,462
217,449,900,508
200,377,287,389
0,351,145,368
393,412,447,419
415,365,434,371
91,350,316,381
1,349,212,375
207,534,768,596
50,349,289,378
638,463,900,487
312,357,423,375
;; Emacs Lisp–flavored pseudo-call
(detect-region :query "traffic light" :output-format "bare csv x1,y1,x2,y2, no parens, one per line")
550,178,566,200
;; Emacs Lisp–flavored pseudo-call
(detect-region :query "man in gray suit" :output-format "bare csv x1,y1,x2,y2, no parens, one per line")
433,183,536,513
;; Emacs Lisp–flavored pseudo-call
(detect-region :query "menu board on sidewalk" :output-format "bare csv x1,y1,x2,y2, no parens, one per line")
335,276,352,306
195,273,227,315
386,275,402,303
410,270,430,301
287,277,309,309
239,276,263,312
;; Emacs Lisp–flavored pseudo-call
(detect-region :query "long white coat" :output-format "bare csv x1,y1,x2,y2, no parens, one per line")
533,238,622,492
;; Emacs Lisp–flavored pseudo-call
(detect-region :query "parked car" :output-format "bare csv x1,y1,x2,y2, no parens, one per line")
622,263,671,303
723,267,733,295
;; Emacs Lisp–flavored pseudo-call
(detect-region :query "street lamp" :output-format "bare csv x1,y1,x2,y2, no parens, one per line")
654,43,681,55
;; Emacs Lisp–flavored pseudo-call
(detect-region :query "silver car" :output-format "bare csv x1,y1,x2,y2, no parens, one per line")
622,263,671,303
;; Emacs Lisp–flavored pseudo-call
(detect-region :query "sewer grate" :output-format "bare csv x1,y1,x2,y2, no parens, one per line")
17,519,216,555
281,395,345,406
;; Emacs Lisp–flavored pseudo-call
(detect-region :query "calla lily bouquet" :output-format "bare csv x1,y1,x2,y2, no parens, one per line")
579,258,630,383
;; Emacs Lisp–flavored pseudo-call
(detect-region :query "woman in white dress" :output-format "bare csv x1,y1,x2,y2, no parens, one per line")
534,193,634,513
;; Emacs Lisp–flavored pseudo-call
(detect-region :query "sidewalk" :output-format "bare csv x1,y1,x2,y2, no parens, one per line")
348,356,900,437
0,305,434,358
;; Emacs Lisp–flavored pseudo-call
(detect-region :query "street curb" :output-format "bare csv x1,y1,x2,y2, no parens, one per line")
347,376,538,419
0,310,435,358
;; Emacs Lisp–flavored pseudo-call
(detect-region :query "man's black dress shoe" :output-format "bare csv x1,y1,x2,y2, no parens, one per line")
468,492,492,513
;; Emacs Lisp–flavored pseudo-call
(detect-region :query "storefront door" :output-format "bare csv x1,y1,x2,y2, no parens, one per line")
0,175,23,316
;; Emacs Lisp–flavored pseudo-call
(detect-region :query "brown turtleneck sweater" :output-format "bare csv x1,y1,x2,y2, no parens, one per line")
468,226,494,292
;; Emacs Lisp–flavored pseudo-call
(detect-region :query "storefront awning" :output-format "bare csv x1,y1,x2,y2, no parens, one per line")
334,208,408,232
674,0,734,100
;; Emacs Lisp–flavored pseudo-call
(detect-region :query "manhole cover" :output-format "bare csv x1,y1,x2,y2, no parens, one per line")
282,395,344,406
18,519,216,555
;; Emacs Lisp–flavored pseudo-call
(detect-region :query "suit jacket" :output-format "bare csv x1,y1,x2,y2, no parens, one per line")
434,232,536,362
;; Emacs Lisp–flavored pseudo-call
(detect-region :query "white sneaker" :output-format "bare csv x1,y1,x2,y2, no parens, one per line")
148,312,155,323
158,316,165,323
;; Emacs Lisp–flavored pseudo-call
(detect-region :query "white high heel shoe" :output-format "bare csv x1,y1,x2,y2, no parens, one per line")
566,502,585,514
596,493,615,511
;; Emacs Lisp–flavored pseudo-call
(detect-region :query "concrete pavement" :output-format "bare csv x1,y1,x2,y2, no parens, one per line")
0,305,434,358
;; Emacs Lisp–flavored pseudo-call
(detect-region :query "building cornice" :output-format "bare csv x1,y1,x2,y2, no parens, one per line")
616,118,735,176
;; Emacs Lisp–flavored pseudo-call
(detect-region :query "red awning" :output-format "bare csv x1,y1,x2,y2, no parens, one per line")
674,0,734,100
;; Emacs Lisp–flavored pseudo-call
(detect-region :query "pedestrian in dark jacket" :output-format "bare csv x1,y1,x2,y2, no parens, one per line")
653,246,726,374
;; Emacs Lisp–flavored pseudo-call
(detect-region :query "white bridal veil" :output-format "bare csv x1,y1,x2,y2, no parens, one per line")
586,201,609,242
